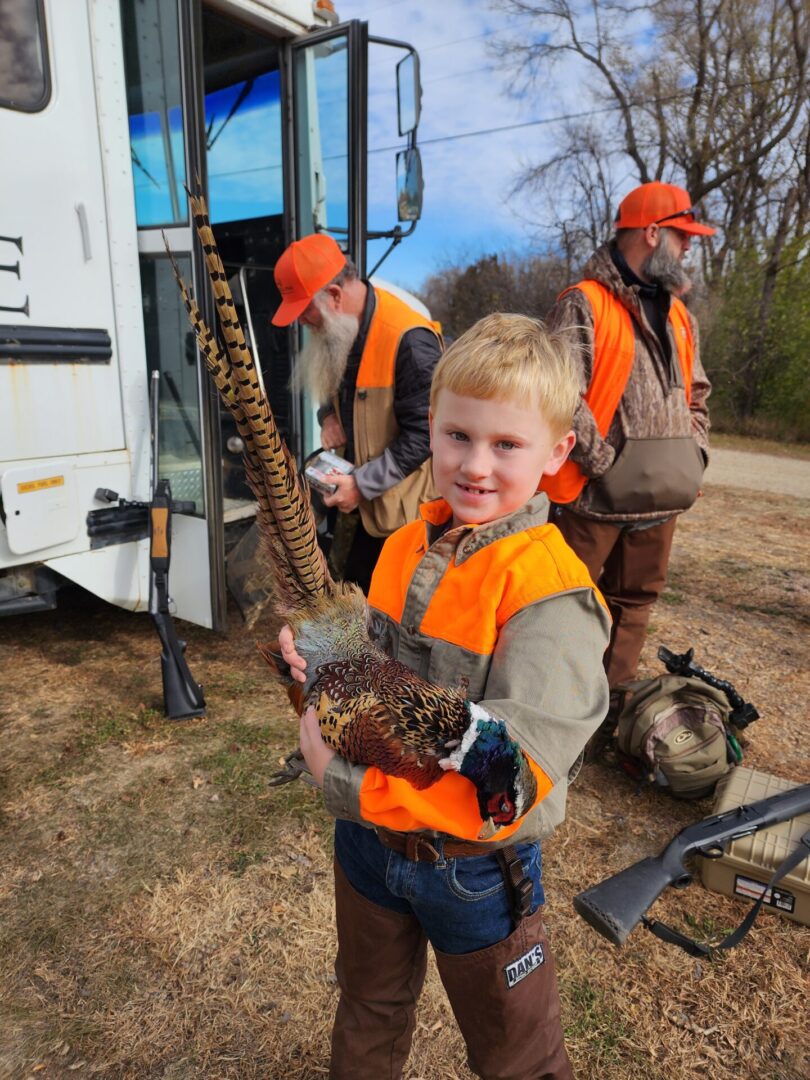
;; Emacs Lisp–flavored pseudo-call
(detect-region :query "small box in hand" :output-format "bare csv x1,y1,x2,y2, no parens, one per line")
305,450,354,495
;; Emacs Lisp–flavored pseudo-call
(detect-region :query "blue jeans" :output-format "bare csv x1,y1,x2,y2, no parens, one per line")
334,818,545,955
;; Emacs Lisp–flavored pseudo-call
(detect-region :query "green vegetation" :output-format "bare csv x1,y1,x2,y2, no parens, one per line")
564,980,636,1068
704,238,810,442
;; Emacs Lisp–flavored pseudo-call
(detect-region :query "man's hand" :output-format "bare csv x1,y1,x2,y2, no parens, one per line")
323,472,362,513
321,414,347,451
278,624,307,684
300,706,336,787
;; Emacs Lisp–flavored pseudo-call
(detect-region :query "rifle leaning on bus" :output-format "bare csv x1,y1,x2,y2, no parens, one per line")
87,371,205,720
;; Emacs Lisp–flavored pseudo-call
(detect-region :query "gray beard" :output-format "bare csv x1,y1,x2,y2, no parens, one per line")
291,305,359,404
641,233,692,296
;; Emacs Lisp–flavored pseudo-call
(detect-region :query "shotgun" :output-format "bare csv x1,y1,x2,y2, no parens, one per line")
574,783,810,951
148,371,206,720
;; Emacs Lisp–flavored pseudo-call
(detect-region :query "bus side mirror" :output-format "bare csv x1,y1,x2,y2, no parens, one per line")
396,52,421,136
396,147,423,222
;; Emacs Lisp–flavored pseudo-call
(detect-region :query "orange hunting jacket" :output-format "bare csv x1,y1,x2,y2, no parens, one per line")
541,278,694,505
321,495,611,848
351,287,441,536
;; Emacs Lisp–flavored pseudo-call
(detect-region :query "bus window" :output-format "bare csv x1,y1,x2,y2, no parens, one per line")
140,253,204,515
200,8,291,452
294,34,350,239
206,70,283,224
121,0,187,228
0,0,50,113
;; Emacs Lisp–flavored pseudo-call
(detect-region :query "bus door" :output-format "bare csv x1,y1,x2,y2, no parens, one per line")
122,0,224,629
288,22,424,457
287,21,365,453
124,2,339,630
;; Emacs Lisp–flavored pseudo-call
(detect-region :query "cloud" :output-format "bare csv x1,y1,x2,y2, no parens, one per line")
338,0,591,288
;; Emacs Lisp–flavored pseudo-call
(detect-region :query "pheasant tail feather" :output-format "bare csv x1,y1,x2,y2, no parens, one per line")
165,193,333,612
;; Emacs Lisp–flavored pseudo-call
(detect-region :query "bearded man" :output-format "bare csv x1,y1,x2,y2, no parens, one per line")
272,233,441,592
543,182,713,744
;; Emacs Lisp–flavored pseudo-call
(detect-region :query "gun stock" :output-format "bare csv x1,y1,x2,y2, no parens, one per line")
153,609,206,720
574,854,685,946
574,783,810,947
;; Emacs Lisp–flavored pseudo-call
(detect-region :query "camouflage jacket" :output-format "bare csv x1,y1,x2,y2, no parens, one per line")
546,243,711,522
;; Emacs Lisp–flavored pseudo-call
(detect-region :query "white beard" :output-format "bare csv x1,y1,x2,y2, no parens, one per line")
291,300,359,404
641,232,692,296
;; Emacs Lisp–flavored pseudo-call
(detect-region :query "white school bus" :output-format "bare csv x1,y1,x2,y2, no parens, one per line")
0,0,424,638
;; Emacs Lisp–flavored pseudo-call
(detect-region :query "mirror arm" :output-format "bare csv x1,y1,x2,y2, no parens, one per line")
366,220,417,242
367,221,417,278
368,34,417,53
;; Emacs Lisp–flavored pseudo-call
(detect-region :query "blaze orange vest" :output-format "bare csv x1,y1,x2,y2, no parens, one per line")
356,288,439,389
351,288,442,537
540,280,694,505
359,501,608,840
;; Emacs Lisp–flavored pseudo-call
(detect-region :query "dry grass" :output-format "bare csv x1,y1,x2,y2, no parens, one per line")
1,478,808,1079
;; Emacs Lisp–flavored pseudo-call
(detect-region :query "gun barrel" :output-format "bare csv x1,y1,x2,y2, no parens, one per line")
683,783,810,857
150,370,160,496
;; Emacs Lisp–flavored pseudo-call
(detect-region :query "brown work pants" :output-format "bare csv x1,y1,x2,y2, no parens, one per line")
554,507,678,688
330,861,573,1080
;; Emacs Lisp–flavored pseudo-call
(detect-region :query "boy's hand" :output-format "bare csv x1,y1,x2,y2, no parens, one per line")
300,706,336,787
323,472,362,513
278,624,307,684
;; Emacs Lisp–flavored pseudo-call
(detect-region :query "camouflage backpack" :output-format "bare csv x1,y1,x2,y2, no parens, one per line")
615,674,740,799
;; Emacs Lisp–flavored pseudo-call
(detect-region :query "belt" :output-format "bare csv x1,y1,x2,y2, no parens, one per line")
375,827,485,862
375,829,534,925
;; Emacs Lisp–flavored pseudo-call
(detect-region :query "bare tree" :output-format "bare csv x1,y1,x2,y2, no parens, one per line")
491,0,810,272
490,0,810,423
421,253,570,341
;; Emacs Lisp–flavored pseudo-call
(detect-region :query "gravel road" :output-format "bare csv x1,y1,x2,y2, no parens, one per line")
705,447,810,499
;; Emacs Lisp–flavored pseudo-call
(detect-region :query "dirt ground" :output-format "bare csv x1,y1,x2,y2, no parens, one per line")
704,446,810,499
1,462,808,1080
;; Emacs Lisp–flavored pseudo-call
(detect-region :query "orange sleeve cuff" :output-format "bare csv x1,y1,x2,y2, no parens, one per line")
357,756,553,842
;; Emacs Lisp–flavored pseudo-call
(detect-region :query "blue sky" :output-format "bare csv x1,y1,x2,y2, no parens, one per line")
338,0,586,291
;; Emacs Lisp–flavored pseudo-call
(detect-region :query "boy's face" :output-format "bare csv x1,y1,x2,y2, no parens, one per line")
429,389,575,528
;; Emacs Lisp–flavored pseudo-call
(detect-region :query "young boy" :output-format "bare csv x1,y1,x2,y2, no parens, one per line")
280,313,610,1080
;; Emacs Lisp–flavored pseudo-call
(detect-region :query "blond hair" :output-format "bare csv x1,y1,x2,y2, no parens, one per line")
430,313,579,437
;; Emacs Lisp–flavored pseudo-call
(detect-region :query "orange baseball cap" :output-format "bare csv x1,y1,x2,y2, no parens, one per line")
271,233,347,326
615,182,715,236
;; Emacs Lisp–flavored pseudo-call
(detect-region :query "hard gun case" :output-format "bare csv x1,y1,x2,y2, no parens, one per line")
701,766,810,926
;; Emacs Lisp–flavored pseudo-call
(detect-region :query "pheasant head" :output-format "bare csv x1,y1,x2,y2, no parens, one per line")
441,703,538,836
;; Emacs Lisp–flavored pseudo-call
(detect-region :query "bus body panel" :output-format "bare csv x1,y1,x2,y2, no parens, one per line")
0,0,125,463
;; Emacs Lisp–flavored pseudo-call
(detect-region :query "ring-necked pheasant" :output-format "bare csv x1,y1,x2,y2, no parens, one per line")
166,192,537,834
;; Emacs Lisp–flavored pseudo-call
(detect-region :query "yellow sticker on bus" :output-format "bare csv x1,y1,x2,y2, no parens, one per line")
17,475,65,494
